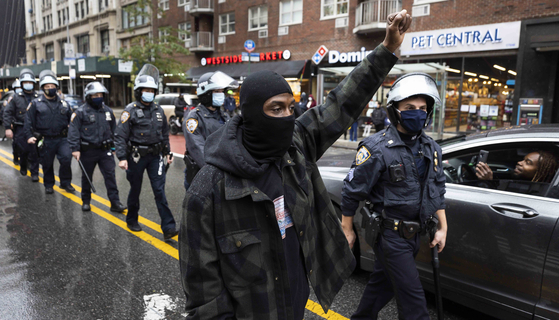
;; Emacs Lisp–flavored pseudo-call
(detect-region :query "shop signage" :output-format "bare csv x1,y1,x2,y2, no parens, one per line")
201,50,291,66
118,60,133,73
312,45,329,65
328,47,374,64
400,21,521,56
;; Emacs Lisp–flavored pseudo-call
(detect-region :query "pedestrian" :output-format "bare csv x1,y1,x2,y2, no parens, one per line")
114,64,178,240
7,80,21,164
67,81,127,213
183,71,237,190
174,93,187,124
349,120,358,141
340,72,448,320
224,89,237,118
307,94,317,109
179,9,411,319
24,70,74,194
371,105,387,132
3,69,40,181
297,92,308,114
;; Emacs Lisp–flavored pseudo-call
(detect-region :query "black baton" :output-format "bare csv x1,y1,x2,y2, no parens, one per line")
78,158,96,193
428,217,444,320
165,153,173,173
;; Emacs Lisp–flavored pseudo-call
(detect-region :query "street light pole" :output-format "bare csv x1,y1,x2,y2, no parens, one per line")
66,24,74,95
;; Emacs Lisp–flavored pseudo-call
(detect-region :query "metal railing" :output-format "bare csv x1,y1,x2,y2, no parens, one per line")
191,32,213,50
193,0,213,10
355,0,401,27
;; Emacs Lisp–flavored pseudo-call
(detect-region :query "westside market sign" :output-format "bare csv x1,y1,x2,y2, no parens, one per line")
400,21,521,56
201,50,291,66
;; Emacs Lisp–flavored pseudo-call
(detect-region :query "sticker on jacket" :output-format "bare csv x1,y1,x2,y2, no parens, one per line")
120,111,130,123
186,118,198,133
274,196,293,239
105,111,111,121
356,146,371,165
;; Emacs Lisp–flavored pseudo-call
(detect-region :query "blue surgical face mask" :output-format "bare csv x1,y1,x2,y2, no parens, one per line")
212,92,225,107
141,92,155,103
23,83,34,91
15,88,22,94
91,97,104,107
397,109,428,133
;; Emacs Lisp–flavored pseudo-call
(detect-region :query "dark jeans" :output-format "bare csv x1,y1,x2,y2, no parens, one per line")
126,153,176,232
40,137,72,188
80,148,120,205
351,230,429,320
14,126,39,175
349,122,358,142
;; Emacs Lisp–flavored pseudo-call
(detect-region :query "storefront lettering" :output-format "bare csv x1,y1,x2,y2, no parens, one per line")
328,47,373,64
415,28,503,49
201,50,289,66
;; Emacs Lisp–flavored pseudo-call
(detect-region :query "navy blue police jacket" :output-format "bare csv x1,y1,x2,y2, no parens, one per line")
341,124,446,224
67,103,117,152
114,101,170,161
3,91,39,127
24,95,71,139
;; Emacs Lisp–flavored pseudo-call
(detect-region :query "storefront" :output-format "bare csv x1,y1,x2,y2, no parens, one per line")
400,21,522,134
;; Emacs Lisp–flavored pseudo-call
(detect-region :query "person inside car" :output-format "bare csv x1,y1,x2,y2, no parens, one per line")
476,150,558,183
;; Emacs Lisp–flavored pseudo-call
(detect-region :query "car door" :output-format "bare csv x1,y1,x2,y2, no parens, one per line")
415,139,559,319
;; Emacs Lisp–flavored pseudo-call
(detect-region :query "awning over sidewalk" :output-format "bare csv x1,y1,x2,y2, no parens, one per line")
186,60,307,79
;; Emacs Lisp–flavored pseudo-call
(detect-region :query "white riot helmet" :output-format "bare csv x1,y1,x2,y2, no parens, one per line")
19,68,36,83
39,69,59,87
12,79,21,89
133,64,159,91
386,72,441,128
196,71,238,96
84,81,109,99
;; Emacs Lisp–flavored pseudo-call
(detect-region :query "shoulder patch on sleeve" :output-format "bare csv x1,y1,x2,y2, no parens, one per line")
186,118,199,134
355,146,371,166
120,111,130,123
71,112,76,123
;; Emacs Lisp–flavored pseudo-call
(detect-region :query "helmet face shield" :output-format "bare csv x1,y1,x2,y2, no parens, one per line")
197,71,239,96
134,64,159,91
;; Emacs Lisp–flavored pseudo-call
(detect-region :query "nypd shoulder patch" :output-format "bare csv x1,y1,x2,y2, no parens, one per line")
120,111,130,123
355,146,371,166
186,118,198,134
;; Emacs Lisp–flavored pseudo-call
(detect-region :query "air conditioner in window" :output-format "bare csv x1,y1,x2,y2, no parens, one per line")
218,36,226,44
185,40,191,48
258,29,268,38
412,5,430,17
184,3,190,11
278,26,288,36
335,17,348,28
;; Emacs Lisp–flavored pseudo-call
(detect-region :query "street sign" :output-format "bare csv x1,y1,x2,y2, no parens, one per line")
69,69,76,79
312,45,329,65
241,52,260,62
64,58,76,66
64,43,75,58
244,40,255,53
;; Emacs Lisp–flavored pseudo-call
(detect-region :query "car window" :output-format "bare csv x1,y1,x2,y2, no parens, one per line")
443,143,559,198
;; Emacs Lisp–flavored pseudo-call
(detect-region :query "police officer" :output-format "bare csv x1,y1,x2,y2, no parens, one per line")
114,64,178,240
68,81,127,213
24,70,74,194
5,80,22,165
4,71,40,179
340,73,448,320
183,71,237,189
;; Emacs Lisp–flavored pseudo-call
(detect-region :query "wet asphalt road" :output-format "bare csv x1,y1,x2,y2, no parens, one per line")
0,139,496,320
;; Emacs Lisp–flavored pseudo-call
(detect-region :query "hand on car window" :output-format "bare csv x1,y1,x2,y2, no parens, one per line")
476,162,493,180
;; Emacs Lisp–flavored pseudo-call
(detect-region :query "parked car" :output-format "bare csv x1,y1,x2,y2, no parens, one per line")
319,124,559,320
154,93,199,135
64,94,85,111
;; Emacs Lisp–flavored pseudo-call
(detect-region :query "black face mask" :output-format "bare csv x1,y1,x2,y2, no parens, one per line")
240,70,294,162
45,88,57,97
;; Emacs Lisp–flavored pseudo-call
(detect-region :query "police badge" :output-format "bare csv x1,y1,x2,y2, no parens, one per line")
186,118,198,133
355,146,371,166
120,111,130,123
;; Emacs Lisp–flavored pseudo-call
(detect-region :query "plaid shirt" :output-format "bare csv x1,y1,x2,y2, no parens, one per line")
179,44,398,319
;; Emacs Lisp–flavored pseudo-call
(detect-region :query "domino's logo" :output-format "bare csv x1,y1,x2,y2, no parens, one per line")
312,45,328,65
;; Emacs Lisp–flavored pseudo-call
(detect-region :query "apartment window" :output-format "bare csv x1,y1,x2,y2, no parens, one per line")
178,22,191,45
321,0,348,19
122,4,148,29
58,10,61,26
31,21,35,34
248,5,267,31
45,43,54,61
159,0,169,11
77,34,89,56
101,29,110,52
158,28,170,43
99,0,109,10
178,0,188,7
280,0,302,25
219,13,235,35
60,40,67,59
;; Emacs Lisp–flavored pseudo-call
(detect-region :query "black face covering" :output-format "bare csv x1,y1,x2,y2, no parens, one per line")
240,70,294,162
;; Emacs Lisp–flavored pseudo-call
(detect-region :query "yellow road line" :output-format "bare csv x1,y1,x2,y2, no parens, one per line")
0,148,348,319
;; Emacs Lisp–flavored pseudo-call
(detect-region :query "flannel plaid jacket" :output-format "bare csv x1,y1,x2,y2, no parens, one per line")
179,44,398,319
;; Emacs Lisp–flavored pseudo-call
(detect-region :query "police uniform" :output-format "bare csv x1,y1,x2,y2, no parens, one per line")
3,90,40,177
341,124,446,320
183,103,230,181
24,95,73,190
114,101,176,233
68,102,122,207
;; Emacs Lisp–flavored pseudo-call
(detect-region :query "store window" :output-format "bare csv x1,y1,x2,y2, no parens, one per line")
100,29,110,53
248,5,267,31
321,0,348,19
77,34,89,56
220,13,235,35
280,0,302,26
45,43,54,61
178,22,191,47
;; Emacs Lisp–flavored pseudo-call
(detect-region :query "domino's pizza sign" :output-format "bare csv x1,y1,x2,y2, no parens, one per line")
312,45,328,65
